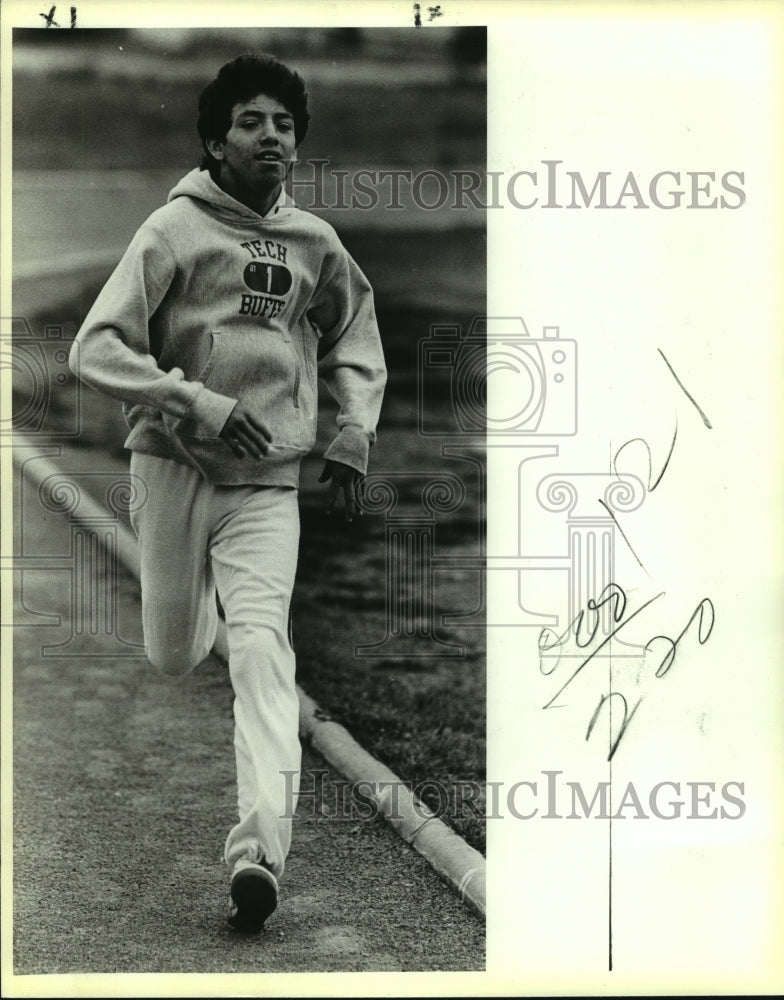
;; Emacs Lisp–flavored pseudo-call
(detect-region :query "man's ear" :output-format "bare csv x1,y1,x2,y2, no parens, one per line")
205,138,225,162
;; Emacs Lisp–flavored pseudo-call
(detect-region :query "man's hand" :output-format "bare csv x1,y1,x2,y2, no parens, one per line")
219,403,272,459
318,459,363,521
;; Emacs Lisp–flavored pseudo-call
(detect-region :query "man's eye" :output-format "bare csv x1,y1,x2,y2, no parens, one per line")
278,121,293,131
240,120,257,129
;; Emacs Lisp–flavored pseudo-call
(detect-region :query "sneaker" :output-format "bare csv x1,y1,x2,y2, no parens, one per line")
227,858,278,932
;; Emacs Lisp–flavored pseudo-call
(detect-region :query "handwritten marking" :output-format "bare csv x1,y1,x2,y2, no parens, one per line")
658,347,713,429
613,418,678,493
602,345,711,968
586,690,643,761
38,5,76,28
413,2,443,25
645,597,715,677
608,638,614,971
597,496,651,577
539,583,629,677
539,584,716,759
608,780,613,971
540,587,665,711
39,5,58,26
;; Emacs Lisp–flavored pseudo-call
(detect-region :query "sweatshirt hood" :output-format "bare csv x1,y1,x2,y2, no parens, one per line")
167,167,296,224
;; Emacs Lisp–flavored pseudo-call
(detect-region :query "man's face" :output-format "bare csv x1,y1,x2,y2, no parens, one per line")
207,93,297,203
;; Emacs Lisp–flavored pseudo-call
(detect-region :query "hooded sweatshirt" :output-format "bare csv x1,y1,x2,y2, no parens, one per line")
71,168,387,486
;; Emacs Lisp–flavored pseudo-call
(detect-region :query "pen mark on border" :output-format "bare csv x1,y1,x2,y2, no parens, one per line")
658,347,713,429
38,5,76,28
413,2,444,26
39,5,59,27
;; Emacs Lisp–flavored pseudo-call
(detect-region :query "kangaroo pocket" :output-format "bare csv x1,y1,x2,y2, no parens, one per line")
184,329,309,450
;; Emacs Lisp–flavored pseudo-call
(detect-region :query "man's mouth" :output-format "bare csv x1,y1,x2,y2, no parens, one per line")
256,151,283,162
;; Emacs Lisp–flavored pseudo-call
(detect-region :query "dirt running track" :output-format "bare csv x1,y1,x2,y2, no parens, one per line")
11,475,484,975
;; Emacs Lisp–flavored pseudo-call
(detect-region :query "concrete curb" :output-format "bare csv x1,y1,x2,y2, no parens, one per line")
294,687,486,918
13,437,486,919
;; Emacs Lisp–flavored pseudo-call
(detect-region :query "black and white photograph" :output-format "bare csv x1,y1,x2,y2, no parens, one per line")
2,1,783,996
6,10,488,981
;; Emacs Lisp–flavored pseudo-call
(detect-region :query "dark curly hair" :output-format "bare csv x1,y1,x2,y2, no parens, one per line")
197,54,310,173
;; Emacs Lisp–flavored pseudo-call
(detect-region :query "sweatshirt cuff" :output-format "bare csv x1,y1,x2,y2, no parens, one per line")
185,386,238,437
323,424,373,474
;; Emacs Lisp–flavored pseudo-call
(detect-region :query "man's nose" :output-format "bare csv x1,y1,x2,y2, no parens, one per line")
259,117,278,141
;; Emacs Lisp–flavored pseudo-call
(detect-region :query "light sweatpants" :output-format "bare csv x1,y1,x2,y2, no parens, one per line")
129,451,301,879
